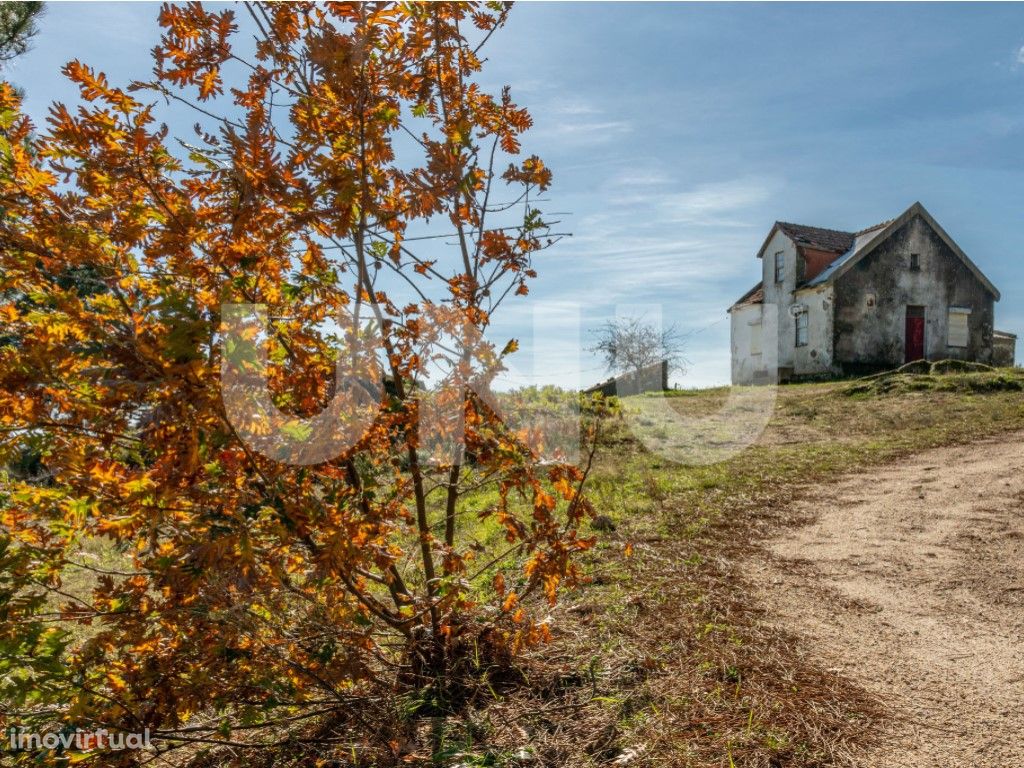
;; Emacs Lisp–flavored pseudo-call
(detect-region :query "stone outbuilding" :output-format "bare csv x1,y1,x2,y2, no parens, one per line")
729,202,1015,384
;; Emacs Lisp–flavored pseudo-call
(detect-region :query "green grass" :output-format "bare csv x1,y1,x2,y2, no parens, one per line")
548,370,1024,766
42,370,1024,766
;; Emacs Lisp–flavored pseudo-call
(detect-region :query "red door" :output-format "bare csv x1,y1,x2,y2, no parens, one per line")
905,307,925,362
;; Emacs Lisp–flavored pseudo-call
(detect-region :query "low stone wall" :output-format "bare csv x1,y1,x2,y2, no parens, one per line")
584,360,669,397
993,332,1016,367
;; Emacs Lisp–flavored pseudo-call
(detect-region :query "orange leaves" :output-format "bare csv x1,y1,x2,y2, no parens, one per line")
479,229,511,263
88,461,125,485
0,0,588,747
268,5,301,44
105,671,128,693
503,155,552,192
501,590,519,613
62,60,142,118
533,488,556,516
199,68,221,100
64,61,108,104
155,2,235,100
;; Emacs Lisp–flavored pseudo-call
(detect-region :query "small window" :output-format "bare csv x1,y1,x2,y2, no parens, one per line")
795,312,809,347
910,253,920,271
774,251,784,283
750,321,762,356
948,308,970,348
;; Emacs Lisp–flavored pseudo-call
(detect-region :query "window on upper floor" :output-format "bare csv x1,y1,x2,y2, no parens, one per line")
910,253,920,271
795,311,809,347
774,251,784,283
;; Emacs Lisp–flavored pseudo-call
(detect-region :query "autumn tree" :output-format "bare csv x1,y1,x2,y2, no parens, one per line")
0,3,596,763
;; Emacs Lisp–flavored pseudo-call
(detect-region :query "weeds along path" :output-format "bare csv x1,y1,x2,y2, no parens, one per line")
753,431,1024,767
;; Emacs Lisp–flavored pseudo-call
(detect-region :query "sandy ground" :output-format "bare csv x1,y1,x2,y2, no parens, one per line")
753,432,1024,767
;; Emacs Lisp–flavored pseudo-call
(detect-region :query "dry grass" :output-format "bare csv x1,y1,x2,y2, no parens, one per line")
367,371,1024,768
139,372,1024,767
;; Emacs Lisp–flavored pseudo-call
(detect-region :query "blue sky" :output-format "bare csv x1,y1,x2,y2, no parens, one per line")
10,2,1024,388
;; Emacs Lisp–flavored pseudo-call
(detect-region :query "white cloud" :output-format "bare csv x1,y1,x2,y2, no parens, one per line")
598,173,773,227
548,99,603,117
661,178,772,226
528,97,633,148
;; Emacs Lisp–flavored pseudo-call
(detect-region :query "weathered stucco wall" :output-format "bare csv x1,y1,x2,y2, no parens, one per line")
760,229,800,370
755,232,837,379
993,333,1016,367
832,214,995,371
792,284,836,376
730,300,783,385
730,302,763,385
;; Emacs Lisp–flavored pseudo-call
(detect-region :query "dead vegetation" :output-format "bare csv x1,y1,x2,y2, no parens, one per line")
431,372,1024,768
129,374,1024,766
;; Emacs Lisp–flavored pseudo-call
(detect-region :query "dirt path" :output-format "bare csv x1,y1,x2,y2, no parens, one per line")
753,432,1024,767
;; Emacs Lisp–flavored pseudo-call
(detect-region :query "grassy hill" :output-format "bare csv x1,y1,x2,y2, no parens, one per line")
41,369,1024,766
417,368,1024,768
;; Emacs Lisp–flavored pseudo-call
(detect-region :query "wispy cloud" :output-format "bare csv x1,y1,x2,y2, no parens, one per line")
530,97,633,147
529,173,778,320
548,100,603,117
660,178,772,226
600,173,774,226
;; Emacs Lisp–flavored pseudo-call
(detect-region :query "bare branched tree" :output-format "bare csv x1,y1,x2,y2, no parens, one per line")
590,316,689,378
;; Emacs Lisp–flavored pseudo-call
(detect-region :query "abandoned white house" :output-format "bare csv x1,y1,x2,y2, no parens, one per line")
729,202,1016,385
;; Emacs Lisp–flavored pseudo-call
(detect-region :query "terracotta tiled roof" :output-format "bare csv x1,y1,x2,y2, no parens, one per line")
731,280,763,308
775,222,855,254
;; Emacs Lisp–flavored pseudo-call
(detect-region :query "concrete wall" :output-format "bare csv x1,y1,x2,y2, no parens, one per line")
730,302,763,385
753,231,837,380
730,301,784,385
993,334,1016,367
832,214,995,372
792,284,836,377
760,229,800,371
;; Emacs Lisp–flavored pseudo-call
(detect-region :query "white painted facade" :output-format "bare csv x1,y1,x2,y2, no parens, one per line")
792,284,835,377
730,229,835,384
729,302,764,384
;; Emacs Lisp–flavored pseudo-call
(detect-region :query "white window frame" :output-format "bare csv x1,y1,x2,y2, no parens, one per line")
795,311,809,347
774,251,785,283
